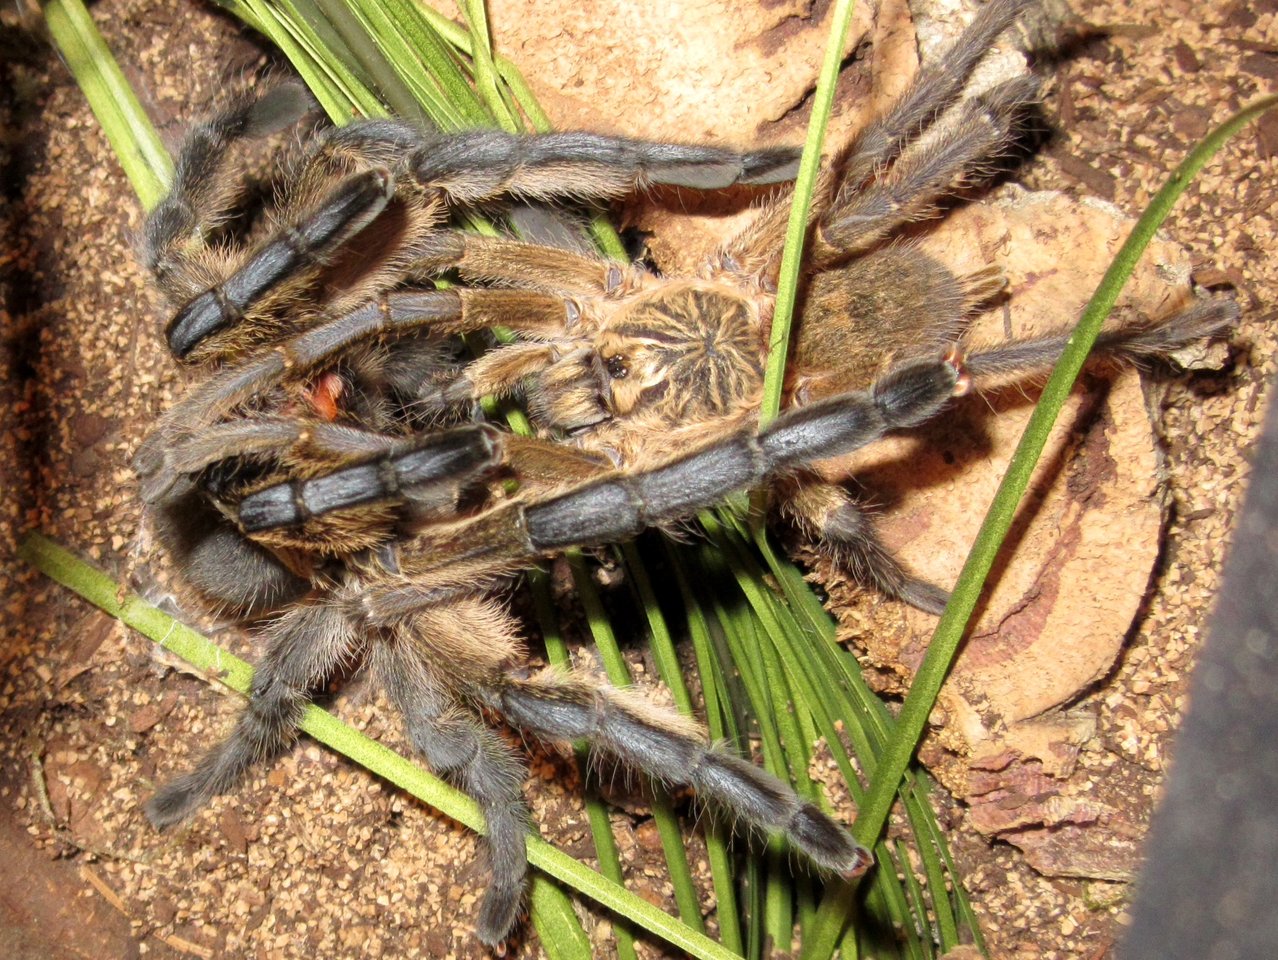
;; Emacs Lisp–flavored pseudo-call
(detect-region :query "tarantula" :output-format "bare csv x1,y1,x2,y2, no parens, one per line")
134,0,1233,948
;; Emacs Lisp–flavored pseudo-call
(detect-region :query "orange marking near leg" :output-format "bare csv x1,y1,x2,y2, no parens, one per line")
305,370,346,421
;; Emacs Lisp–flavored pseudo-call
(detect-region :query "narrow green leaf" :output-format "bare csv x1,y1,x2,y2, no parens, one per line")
530,875,593,960
905,804,957,951
43,0,172,210
458,0,519,131
304,0,429,124
758,0,858,426
896,839,936,959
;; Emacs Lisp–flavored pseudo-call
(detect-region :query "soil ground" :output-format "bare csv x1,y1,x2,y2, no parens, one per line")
1,1,1275,958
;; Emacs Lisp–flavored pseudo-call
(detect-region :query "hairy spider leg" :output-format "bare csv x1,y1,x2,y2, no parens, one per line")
721,0,1036,276
816,74,1041,258
960,297,1240,383
403,126,800,201
164,168,394,360
411,233,628,297
780,296,1239,613
781,478,954,614
150,418,491,496
372,626,530,947
233,425,502,538
146,594,364,827
379,592,872,946
833,0,1036,199
133,288,533,494
148,485,312,618
142,84,315,307
335,354,967,620
147,421,502,614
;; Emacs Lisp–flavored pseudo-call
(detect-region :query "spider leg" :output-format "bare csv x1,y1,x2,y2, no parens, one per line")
776,298,1236,613
375,353,966,596
150,111,437,367
407,232,630,298
230,424,502,540
779,478,950,614
165,167,395,361
149,484,310,617
150,418,490,491
961,297,1239,385
147,593,362,827
720,0,1034,274
379,596,870,924
142,84,315,306
373,629,529,948
421,342,563,415
143,421,502,609
141,412,497,498
520,355,965,552
488,667,870,876
404,128,800,203
791,254,1233,411
499,433,616,485
815,74,1040,259
133,288,538,489
832,0,1035,202
294,116,798,202
140,417,340,614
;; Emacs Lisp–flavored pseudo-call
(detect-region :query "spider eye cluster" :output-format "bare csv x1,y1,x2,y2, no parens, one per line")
604,354,629,379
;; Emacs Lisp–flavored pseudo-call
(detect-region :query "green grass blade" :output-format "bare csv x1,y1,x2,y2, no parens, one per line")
715,523,939,960
43,0,172,210
622,542,694,715
381,1,492,128
342,0,477,129
895,839,936,959
530,875,593,960
905,803,956,950
745,529,985,959
308,0,427,122
457,0,519,131
619,541,714,934
758,0,858,426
